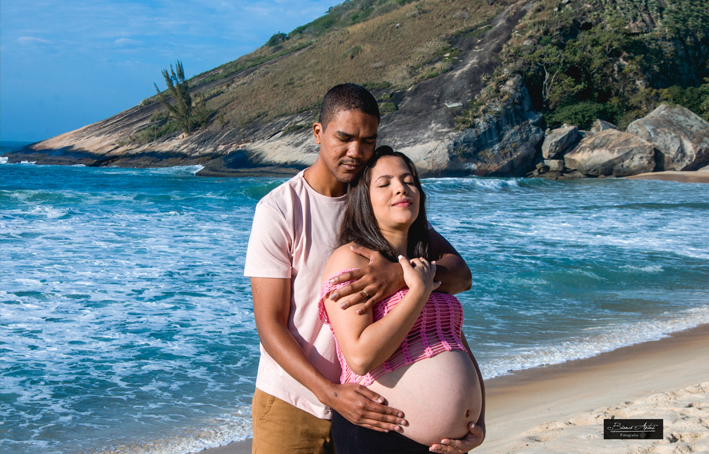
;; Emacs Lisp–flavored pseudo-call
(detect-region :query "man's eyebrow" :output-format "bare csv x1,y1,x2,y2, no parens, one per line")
334,130,378,140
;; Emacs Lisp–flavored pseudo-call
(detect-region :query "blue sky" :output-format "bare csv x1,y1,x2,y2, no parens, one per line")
0,0,341,142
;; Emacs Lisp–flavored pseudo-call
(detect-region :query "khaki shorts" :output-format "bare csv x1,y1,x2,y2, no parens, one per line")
251,388,334,454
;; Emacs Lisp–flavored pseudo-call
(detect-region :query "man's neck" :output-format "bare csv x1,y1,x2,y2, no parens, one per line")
303,161,346,197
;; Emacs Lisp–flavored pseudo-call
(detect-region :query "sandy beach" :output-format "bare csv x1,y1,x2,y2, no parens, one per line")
477,323,709,454
627,170,709,183
196,324,709,454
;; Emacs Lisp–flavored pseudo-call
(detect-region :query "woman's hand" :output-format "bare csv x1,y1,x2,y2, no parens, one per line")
398,255,440,297
429,422,485,453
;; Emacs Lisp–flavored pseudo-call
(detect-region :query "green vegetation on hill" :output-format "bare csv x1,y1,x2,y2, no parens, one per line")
491,0,709,129
136,0,708,144
181,0,501,133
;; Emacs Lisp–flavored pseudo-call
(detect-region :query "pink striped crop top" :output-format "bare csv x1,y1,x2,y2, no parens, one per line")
318,269,467,387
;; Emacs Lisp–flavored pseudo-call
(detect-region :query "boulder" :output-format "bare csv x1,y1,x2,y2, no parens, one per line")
591,119,619,134
626,104,709,171
542,126,578,159
544,159,565,171
564,130,655,177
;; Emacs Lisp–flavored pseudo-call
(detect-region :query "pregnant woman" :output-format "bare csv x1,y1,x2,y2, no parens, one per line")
319,146,485,453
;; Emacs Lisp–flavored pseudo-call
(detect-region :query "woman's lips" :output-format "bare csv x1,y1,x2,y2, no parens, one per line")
392,198,413,207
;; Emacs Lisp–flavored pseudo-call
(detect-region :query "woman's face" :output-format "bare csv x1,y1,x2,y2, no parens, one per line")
368,156,420,232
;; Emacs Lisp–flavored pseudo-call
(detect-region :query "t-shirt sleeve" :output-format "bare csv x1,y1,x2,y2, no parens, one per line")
244,202,292,278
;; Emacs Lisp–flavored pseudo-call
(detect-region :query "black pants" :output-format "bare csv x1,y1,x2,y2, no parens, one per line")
331,411,430,454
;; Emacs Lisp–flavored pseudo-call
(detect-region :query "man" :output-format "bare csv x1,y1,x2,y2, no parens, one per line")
244,84,484,453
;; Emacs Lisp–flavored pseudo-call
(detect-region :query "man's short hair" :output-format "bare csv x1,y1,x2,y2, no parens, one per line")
319,83,380,129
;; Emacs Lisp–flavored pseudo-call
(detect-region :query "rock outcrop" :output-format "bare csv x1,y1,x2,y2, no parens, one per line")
626,104,709,171
542,126,578,159
445,76,544,177
564,130,655,177
3,1,540,178
544,159,564,171
591,119,619,134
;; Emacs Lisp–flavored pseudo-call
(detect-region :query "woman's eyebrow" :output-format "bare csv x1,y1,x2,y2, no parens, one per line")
374,172,413,182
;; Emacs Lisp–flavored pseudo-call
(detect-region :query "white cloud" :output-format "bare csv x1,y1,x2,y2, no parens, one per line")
17,36,52,45
114,38,141,46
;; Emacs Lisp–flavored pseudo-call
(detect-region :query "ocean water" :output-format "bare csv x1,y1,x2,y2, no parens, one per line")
2,145,708,453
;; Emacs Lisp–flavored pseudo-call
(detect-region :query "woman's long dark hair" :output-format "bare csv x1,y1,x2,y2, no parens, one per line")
338,146,430,262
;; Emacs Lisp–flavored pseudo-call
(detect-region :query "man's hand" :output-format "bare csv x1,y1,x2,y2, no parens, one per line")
327,245,405,314
429,423,485,453
329,228,472,313
320,382,408,433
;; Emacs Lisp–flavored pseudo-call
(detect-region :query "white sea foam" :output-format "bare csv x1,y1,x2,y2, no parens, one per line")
480,305,709,379
92,408,252,454
425,176,522,192
0,156,8,164
28,205,68,218
150,165,205,176
621,264,664,273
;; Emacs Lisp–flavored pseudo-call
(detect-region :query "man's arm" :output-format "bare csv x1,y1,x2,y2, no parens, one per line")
251,276,407,432
329,229,472,312
428,228,473,294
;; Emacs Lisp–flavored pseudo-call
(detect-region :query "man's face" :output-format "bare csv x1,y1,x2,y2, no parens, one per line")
313,109,379,184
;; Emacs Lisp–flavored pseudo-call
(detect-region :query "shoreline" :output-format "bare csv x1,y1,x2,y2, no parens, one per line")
4,157,708,182
195,323,709,454
626,170,709,183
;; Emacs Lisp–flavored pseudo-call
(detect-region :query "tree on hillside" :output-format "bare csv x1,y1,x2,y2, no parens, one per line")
154,61,195,134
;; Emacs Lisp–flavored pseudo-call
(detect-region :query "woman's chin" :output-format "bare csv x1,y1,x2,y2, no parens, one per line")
379,218,416,232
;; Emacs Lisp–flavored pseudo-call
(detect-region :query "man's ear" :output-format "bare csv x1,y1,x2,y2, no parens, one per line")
313,122,323,144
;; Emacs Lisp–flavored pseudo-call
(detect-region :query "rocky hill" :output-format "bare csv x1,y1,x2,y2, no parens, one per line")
5,0,709,178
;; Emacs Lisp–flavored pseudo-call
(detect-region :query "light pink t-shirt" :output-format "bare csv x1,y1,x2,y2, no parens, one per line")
244,171,345,419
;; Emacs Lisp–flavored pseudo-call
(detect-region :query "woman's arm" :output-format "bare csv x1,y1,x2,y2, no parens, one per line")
323,249,439,376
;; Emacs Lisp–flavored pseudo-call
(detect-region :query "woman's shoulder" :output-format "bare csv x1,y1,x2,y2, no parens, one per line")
321,243,370,284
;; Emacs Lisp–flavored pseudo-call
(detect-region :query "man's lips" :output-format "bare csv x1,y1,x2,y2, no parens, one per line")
340,161,362,171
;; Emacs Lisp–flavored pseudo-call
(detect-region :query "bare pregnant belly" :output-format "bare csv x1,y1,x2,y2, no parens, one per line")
367,350,482,446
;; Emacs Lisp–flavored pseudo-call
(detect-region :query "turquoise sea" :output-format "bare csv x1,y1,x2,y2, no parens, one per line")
2,141,709,453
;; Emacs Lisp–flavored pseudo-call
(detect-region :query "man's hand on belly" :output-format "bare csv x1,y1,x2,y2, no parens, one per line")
430,422,485,453
321,382,409,433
